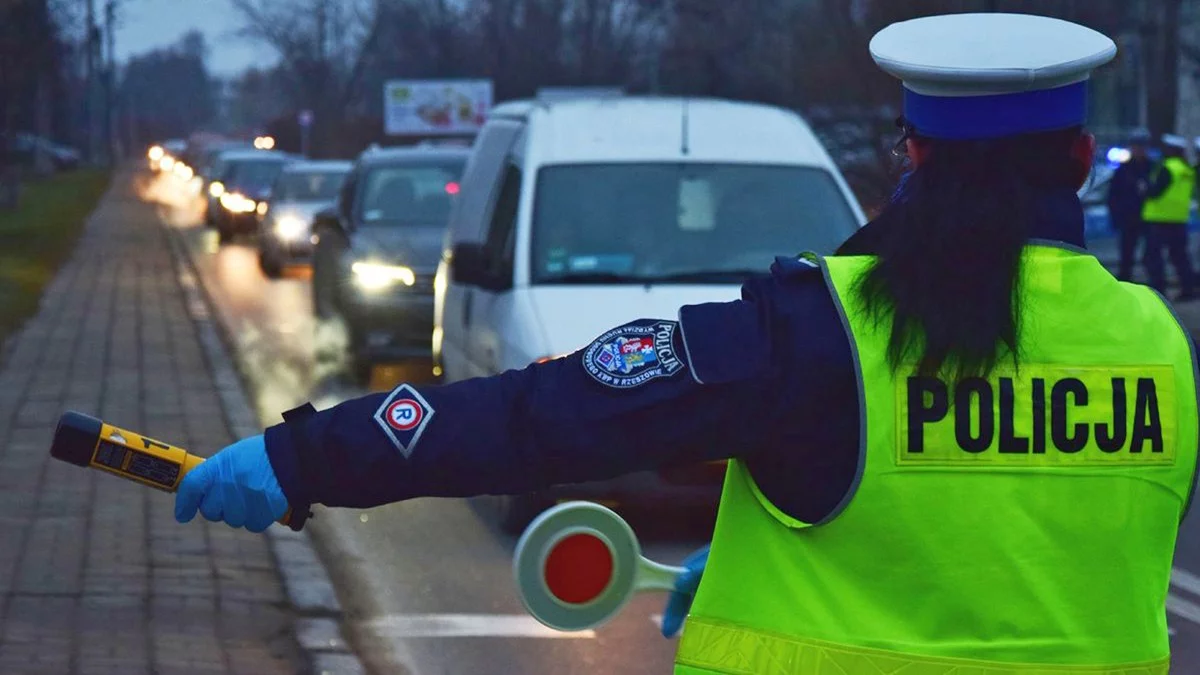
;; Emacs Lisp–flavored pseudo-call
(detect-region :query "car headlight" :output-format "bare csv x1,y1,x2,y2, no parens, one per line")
148,145,164,161
209,181,225,197
275,215,308,241
351,262,416,291
220,192,257,213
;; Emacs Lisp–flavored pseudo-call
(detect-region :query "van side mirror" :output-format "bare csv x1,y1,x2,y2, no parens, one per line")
313,207,344,234
451,242,506,289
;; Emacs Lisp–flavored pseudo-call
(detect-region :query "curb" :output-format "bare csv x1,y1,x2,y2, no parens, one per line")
164,225,368,675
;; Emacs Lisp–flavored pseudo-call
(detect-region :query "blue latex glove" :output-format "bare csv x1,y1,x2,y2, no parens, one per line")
661,545,709,638
174,435,289,533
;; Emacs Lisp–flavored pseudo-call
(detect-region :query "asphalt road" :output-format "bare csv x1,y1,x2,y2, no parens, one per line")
141,171,1200,671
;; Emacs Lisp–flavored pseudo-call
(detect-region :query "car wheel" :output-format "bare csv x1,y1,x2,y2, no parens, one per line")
311,261,335,319
311,235,344,319
259,247,282,279
346,321,375,384
497,493,551,534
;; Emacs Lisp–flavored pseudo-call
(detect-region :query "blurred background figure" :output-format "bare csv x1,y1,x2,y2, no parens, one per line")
1143,134,1198,301
1108,128,1154,282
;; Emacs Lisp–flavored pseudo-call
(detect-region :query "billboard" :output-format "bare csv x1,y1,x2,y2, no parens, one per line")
384,79,493,136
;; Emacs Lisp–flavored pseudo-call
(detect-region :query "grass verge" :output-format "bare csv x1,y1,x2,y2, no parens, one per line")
0,169,111,339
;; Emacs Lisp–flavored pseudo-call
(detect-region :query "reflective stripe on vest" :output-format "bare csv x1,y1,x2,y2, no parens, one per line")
676,618,1169,675
675,245,1199,674
1143,158,1195,224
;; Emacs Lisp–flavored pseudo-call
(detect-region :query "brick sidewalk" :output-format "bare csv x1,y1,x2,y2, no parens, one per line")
0,174,304,673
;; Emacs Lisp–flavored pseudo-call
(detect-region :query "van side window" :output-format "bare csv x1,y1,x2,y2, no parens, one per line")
482,163,522,281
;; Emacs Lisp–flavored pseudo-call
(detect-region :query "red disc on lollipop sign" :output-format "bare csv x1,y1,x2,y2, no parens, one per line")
514,501,686,633
543,532,614,605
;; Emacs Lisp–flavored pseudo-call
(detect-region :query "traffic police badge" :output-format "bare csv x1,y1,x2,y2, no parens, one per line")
582,320,685,389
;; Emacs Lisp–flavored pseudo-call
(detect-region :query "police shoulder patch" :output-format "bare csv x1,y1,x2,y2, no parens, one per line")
582,320,686,389
373,383,435,459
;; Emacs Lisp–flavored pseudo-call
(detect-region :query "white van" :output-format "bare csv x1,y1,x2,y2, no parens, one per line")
433,97,865,529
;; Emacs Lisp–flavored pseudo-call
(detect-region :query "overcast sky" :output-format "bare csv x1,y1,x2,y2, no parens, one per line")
113,0,277,77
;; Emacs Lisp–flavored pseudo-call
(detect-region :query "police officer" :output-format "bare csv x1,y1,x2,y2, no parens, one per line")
1108,129,1154,281
176,14,1198,673
1144,134,1199,300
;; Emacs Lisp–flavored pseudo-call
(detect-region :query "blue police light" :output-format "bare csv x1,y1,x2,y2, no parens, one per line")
1107,147,1132,164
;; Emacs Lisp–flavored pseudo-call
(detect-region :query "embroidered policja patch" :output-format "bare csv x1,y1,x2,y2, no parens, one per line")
583,320,685,388
373,383,435,458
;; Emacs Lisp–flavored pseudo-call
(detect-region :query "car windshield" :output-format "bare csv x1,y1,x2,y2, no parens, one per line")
358,160,465,226
274,170,347,202
531,163,860,284
226,159,285,190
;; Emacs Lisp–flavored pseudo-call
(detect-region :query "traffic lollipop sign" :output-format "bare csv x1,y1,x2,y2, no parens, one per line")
513,501,686,632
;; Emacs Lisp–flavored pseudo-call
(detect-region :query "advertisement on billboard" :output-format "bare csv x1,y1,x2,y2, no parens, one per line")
384,79,493,136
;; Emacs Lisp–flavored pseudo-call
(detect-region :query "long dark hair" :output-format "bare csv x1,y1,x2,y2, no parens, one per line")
857,125,1085,381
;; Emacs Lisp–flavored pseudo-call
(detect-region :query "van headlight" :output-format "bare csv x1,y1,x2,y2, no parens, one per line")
352,262,416,291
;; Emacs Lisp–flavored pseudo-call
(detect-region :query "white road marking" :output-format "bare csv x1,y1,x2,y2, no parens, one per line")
1173,567,1200,597
1167,594,1200,625
361,614,596,639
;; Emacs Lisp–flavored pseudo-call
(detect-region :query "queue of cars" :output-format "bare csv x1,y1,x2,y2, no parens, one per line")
149,96,866,531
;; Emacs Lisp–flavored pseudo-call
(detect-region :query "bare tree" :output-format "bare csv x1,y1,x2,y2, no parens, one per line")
231,0,384,153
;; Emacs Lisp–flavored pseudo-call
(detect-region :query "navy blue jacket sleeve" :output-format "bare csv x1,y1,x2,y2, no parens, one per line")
262,268,839,511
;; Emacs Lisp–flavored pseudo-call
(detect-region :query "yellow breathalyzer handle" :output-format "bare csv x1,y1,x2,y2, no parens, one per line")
50,411,301,529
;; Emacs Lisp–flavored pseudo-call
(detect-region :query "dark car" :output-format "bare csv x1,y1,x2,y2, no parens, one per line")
311,146,469,379
209,150,293,243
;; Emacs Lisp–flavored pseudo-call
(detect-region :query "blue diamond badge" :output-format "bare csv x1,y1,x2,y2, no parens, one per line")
372,384,435,458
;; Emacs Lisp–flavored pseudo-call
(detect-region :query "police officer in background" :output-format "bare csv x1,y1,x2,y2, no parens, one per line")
1108,129,1154,281
1144,134,1199,300
175,14,1198,673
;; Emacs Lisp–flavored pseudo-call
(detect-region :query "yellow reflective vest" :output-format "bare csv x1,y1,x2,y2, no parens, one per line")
1143,157,1196,224
676,245,1198,674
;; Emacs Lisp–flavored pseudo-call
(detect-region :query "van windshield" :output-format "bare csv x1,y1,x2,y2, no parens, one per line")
531,163,859,284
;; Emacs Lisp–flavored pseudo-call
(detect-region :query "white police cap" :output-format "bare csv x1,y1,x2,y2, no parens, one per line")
1163,134,1189,150
870,13,1116,140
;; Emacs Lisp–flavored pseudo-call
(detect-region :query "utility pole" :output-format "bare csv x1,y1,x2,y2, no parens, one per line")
104,0,117,163
84,0,101,164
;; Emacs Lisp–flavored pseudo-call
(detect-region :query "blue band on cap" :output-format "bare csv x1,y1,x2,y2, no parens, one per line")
904,81,1088,140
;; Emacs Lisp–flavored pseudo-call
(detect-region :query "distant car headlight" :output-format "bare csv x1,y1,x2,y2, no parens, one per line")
351,262,416,291
148,145,164,162
161,156,175,171
256,201,269,216
220,192,257,213
275,215,308,241
209,181,225,198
